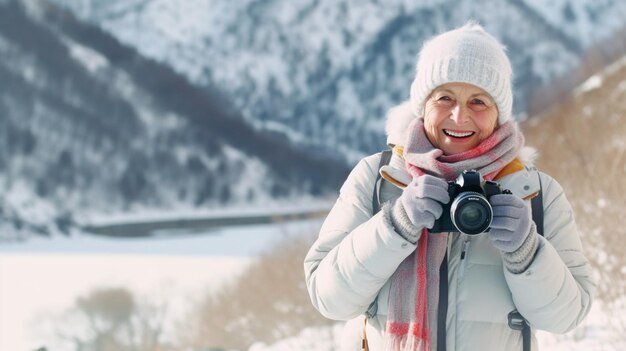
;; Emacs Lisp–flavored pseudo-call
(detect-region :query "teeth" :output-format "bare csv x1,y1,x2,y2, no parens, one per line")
444,130,474,138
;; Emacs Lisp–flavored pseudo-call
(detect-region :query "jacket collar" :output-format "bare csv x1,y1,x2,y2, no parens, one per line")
494,159,525,180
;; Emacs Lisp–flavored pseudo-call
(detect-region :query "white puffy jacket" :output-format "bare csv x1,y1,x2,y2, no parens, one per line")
304,151,596,350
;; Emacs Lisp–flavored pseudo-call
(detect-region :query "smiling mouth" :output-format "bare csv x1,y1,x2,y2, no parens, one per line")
443,129,475,138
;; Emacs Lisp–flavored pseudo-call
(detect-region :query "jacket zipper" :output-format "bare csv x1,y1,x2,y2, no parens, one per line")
459,238,470,278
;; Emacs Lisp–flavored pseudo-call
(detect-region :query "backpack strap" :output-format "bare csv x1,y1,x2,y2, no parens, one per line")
530,171,544,236
509,169,544,351
508,310,531,351
362,150,393,350
372,150,392,215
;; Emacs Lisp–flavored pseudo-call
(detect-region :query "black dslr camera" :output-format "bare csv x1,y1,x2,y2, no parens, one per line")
430,170,508,235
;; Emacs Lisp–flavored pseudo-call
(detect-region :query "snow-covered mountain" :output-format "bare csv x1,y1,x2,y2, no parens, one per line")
524,0,626,46
48,0,626,159
0,0,349,240
2,0,626,240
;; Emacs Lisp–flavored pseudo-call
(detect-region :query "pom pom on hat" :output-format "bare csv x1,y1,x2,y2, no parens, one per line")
409,22,513,125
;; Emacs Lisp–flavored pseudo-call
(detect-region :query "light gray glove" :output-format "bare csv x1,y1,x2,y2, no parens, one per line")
489,193,539,273
388,175,450,243
488,194,532,252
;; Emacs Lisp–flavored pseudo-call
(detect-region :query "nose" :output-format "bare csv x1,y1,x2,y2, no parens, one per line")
450,103,469,124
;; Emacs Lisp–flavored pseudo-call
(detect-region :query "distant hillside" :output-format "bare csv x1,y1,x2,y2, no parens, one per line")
3,0,626,241
0,0,349,240
49,0,626,160
521,54,626,303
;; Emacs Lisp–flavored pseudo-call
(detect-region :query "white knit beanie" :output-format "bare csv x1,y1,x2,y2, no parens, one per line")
409,22,513,125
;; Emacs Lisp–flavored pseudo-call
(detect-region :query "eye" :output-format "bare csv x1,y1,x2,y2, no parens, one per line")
469,98,490,111
434,95,454,106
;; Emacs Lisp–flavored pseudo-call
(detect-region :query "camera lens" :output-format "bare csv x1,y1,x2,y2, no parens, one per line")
459,202,487,228
450,192,492,235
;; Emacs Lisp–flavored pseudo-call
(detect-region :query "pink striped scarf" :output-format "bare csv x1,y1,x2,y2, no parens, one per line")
404,119,524,181
384,118,524,350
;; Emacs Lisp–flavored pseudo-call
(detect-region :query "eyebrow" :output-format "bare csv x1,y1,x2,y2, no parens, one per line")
434,89,493,101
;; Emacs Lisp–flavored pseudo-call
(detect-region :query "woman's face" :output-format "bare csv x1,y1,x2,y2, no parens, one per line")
422,82,499,155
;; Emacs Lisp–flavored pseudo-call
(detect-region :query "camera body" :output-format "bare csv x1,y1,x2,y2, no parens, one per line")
430,170,506,235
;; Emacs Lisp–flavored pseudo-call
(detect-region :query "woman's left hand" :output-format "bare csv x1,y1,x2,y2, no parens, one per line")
488,194,532,253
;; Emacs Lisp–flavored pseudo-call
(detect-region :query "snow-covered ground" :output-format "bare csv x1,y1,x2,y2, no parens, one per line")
0,254,250,351
1,214,624,351
0,217,324,351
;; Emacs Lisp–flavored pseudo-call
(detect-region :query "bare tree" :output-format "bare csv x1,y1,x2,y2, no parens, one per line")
177,232,334,351
41,286,174,351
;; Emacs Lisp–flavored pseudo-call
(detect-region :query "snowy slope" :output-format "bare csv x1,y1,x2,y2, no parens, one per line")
4,0,626,240
524,0,626,46
48,0,626,160
0,1,350,241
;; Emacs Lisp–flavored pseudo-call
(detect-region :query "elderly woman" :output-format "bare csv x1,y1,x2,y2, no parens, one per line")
304,23,595,351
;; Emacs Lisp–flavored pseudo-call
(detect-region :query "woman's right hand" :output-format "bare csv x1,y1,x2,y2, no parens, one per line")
399,174,450,229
